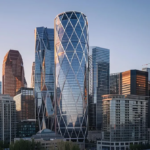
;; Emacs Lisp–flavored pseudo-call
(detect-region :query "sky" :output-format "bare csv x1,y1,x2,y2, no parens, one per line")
0,0,150,86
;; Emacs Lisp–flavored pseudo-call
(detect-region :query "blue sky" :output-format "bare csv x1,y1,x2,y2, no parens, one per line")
0,0,150,86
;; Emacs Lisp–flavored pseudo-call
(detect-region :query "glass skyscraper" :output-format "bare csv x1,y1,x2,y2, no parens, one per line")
91,47,109,130
34,27,54,130
54,11,89,142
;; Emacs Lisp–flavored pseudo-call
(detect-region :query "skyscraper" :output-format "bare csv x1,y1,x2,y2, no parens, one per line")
54,11,89,142
91,47,110,130
31,62,35,88
34,27,54,130
122,70,148,96
2,50,26,97
0,94,16,143
110,70,148,96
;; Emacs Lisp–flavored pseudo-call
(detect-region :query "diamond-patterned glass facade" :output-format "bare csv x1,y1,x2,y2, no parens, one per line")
54,11,89,142
35,27,54,130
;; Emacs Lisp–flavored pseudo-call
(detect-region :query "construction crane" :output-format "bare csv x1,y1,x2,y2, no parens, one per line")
142,63,150,67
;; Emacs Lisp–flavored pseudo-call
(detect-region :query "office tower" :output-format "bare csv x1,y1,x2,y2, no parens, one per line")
2,50,26,97
54,11,89,142
31,62,35,88
35,27,54,130
0,82,1,94
91,47,109,130
16,119,38,138
122,70,148,96
110,70,148,96
110,73,122,94
13,87,35,122
0,94,16,143
97,94,148,150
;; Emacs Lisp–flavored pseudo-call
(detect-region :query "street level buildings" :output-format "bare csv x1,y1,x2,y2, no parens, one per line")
2,50,26,97
97,94,148,150
34,27,54,130
13,87,35,122
0,94,16,143
55,11,89,142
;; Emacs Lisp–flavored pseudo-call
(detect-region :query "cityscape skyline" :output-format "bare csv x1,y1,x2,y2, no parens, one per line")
0,0,150,86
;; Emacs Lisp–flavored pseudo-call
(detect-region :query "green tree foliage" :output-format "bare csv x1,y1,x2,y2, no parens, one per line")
9,139,45,150
50,141,80,150
0,140,9,149
130,143,150,150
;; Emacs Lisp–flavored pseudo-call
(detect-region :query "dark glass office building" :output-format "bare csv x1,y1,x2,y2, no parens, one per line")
54,11,89,142
91,47,110,130
16,119,38,138
34,27,54,130
110,73,122,94
13,87,35,122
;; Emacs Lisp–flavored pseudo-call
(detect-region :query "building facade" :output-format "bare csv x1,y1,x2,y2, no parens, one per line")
13,87,35,122
55,11,89,142
110,73,122,94
110,70,148,96
0,94,16,143
31,62,35,88
16,119,38,138
122,70,148,96
91,47,110,130
97,94,148,150
34,27,55,130
142,68,150,82
2,50,26,97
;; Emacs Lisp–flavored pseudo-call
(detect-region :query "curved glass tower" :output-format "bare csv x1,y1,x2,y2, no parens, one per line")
54,11,89,142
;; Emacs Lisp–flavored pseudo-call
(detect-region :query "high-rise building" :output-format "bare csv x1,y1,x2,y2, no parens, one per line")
31,62,35,88
2,50,26,97
0,82,1,94
97,94,148,150
110,70,148,96
91,47,109,130
13,87,35,122
122,70,148,96
34,27,54,130
54,11,89,142
0,94,16,143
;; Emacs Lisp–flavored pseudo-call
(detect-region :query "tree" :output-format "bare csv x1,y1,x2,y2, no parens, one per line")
9,139,44,150
55,141,80,150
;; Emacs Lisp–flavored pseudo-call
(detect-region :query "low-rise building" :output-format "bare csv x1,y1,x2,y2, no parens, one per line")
16,119,38,138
